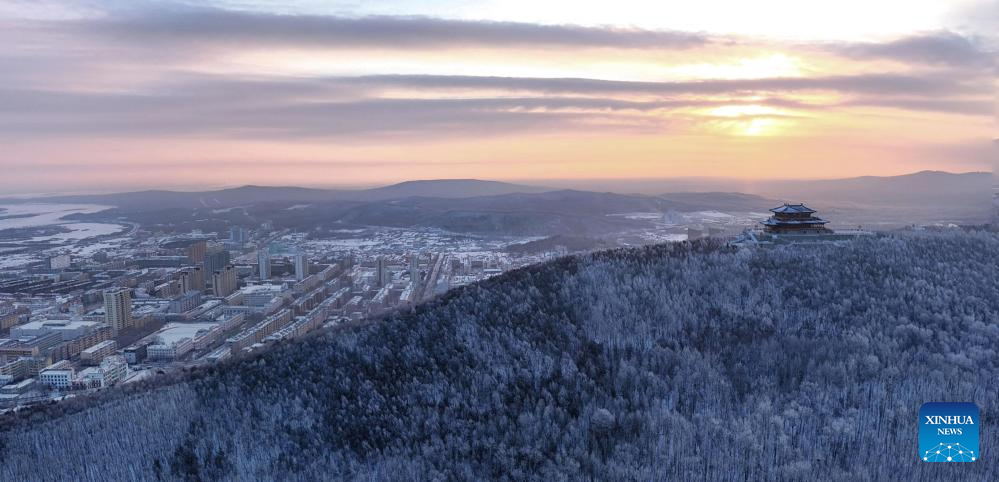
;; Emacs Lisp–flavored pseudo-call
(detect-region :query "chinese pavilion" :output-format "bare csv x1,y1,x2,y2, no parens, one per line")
762,203,831,234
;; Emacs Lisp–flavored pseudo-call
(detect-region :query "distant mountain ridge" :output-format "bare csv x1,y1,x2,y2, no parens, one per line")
2,171,988,230
759,170,990,207
2,171,986,212
0,179,553,210
275,190,778,236
357,179,552,200
534,170,990,198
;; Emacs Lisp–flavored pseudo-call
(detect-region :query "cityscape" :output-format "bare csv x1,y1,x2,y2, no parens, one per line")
0,205,581,409
0,166,994,412
0,0,996,480
0,178,986,411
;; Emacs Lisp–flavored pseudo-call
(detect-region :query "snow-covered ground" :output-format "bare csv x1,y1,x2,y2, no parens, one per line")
0,203,114,230
0,254,38,269
0,203,127,269
29,222,124,243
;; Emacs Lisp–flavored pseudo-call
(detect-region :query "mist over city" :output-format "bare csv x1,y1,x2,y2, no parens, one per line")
0,1,997,481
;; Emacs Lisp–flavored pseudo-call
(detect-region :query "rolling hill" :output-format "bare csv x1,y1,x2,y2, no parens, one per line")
758,170,991,207
5,172,989,232
328,191,777,235
6,171,987,212
51,187,781,237
0,180,553,210
2,231,998,480
353,179,552,201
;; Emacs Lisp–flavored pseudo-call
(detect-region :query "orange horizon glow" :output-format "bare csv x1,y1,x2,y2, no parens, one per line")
0,2,995,194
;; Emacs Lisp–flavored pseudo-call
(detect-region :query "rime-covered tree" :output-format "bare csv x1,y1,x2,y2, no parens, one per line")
3,231,999,481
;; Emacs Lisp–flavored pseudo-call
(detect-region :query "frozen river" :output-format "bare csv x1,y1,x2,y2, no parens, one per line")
0,203,116,230
0,203,128,268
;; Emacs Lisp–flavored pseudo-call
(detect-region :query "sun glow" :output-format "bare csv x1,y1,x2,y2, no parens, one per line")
741,118,777,136
701,104,792,136
666,54,804,80
0,0,993,192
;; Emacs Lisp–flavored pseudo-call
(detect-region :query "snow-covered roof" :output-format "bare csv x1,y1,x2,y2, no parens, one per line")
770,204,816,214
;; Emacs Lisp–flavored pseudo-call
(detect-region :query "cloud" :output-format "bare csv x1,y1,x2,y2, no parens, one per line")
840,97,996,117
7,6,993,95
0,4,992,161
332,73,992,97
74,7,709,51
0,70,990,144
834,31,997,68
0,86,670,139
949,1,999,40
34,6,991,75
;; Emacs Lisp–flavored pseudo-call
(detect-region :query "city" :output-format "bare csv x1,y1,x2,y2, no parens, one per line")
2,170,993,412
0,0,996,479
0,214,591,410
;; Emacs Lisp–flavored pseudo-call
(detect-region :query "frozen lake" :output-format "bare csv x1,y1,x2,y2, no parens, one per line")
0,203,124,241
0,203,128,269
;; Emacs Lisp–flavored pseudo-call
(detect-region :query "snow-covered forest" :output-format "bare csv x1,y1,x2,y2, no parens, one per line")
2,231,998,481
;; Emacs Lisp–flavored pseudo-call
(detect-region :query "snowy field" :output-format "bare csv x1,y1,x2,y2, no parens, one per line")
0,204,114,230
0,203,127,269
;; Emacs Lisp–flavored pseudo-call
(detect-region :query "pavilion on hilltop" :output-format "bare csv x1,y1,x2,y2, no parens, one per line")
761,203,831,234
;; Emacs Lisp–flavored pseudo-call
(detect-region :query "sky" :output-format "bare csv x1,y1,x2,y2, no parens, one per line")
0,0,997,193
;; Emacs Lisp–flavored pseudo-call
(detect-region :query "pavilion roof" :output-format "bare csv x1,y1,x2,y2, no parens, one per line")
770,203,816,214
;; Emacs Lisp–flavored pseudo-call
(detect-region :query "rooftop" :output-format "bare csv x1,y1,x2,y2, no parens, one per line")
81,340,116,353
153,322,218,345
770,203,816,214
13,319,100,331
45,360,72,370
3,379,36,389
78,366,103,377
241,285,285,294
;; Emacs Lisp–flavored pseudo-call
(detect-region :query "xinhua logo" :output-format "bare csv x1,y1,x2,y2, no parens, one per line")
919,402,979,462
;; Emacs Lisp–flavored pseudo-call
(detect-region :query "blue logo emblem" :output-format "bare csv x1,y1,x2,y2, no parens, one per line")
919,402,979,462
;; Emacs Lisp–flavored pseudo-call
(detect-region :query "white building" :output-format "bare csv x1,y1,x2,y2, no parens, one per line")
147,337,194,361
203,345,231,363
101,355,128,384
241,285,285,307
79,355,128,388
193,325,225,350
39,361,75,389
9,319,102,341
80,340,117,365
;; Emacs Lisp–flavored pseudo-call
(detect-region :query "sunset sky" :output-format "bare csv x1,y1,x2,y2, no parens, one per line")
1,0,997,193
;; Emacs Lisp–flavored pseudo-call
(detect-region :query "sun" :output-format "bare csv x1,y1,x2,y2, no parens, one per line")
702,105,788,136
742,118,777,136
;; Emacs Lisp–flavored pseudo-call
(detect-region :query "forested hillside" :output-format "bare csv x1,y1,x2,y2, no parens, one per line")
3,232,999,481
